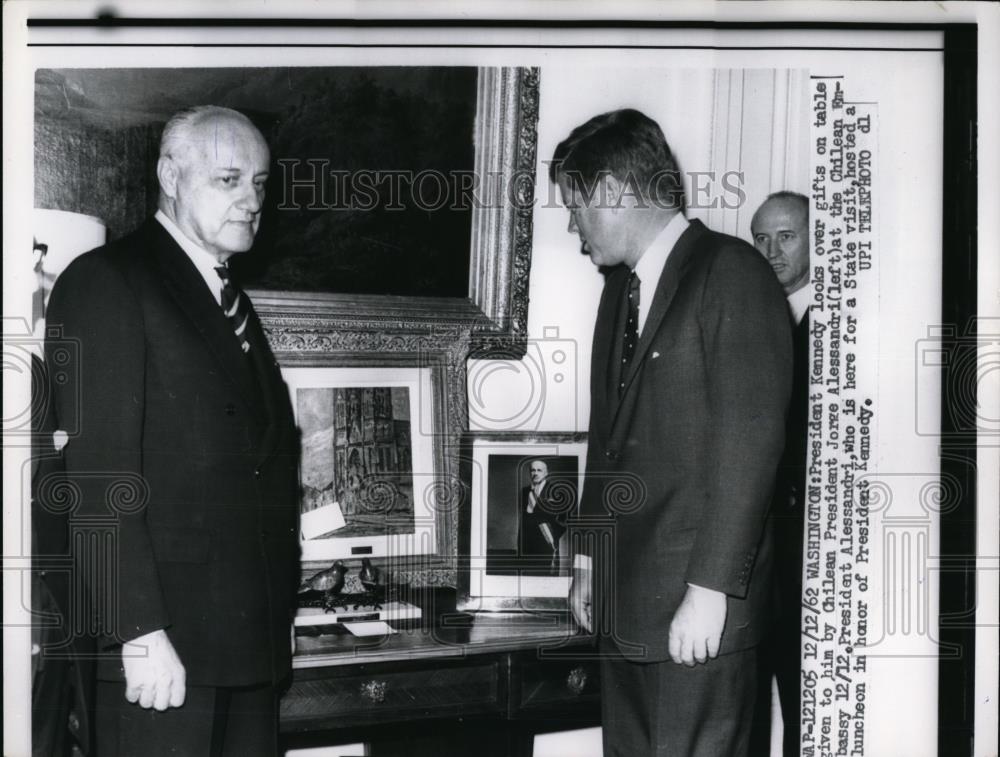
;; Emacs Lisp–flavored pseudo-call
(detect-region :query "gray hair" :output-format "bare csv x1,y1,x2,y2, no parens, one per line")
159,105,258,161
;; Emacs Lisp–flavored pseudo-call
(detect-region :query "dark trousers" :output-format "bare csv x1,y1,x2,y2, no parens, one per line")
32,657,74,757
750,509,804,757
95,680,277,757
599,644,758,757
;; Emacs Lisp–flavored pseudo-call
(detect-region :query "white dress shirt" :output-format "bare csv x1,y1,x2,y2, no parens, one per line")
155,209,225,306
787,283,811,326
632,212,690,336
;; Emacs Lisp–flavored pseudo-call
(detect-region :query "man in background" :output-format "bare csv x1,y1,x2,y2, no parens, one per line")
45,105,300,756
554,108,792,757
749,191,811,756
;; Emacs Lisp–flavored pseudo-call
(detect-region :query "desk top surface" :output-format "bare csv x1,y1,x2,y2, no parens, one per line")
293,610,588,669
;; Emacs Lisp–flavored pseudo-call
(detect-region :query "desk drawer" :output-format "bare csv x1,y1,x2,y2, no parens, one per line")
282,659,503,731
512,657,601,714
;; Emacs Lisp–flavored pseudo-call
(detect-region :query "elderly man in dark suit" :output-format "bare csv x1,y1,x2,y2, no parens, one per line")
749,191,811,757
45,105,300,756
553,109,792,757
518,459,566,576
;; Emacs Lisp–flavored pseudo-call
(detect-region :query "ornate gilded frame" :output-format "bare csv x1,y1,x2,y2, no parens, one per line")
265,320,471,586
252,66,540,359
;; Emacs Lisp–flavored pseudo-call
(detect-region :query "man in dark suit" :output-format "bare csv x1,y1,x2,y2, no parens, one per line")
32,354,95,757
31,239,94,757
553,109,792,756
518,460,566,576
749,191,811,757
45,105,300,756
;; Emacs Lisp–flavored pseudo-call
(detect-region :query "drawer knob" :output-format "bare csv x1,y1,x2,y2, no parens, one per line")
566,666,588,695
360,679,387,704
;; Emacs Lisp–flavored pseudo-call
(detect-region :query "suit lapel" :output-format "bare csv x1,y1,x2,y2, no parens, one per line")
605,219,706,442
617,219,705,400
592,266,629,440
145,220,264,417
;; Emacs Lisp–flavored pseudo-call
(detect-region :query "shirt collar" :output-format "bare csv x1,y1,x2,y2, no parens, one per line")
155,209,224,305
632,212,690,334
633,211,690,288
787,283,811,325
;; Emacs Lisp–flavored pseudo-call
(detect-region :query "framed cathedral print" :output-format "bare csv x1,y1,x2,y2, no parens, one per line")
283,365,441,563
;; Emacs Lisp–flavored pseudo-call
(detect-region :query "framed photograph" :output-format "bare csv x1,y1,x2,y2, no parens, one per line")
284,366,436,562
276,318,470,577
458,432,588,612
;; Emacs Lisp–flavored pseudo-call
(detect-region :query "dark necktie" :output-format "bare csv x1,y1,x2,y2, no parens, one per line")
215,265,252,354
619,271,640,396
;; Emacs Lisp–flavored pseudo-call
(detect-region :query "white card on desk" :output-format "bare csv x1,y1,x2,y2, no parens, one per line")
343,621,396,637
301,501,346,539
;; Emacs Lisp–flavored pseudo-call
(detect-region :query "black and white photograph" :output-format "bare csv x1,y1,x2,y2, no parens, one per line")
3,4,998,757
283,365,439,562
485,454,578,578
461,433,587,611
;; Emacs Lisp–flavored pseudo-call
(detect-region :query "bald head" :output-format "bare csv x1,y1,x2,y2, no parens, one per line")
157,106,270,262
751,192,809,295
529,460,549,485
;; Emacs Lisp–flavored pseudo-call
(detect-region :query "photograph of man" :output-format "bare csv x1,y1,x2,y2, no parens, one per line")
749,191,811,757
44,105,300,757
484,454,577,579
554,109,792,757
518,459,567,577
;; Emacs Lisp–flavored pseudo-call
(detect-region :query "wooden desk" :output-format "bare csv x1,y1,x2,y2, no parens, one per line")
281,594,600,756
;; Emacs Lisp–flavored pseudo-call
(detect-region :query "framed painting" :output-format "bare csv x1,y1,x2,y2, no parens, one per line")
284,366,438,562
33,65,540,357
248,65,540,357
278,325,471,581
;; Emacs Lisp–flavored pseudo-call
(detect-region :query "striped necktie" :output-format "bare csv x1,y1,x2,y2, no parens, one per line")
215,265,252,354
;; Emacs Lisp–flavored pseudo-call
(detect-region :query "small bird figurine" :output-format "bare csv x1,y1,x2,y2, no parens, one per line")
359,558,381,593
358,558,383,610
300,560,347,595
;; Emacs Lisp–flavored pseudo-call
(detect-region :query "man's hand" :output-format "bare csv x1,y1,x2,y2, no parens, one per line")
122,629,186,710
569,566,593,633
539,522,556,550
668,583,727,666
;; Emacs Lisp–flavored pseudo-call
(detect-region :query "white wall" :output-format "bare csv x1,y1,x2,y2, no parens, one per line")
467,67,809,433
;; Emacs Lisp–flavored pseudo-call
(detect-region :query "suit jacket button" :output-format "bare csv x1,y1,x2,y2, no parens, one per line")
225,403,237,416
254,468,261,478
605,450,618,461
